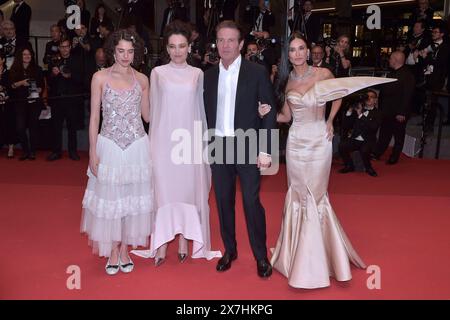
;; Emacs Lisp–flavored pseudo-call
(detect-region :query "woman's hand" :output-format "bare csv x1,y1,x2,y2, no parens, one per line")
258,101,271,118
14,79,30,88
326,120,334,141
89,152,100,177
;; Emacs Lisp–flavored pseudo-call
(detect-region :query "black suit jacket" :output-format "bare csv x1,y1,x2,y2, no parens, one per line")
342,108,381,143
423,41,450,91
160,5,188,37
10,2,32,41
379,65,415,118
203,58,277,155
303,13,321,44
245,8,275,33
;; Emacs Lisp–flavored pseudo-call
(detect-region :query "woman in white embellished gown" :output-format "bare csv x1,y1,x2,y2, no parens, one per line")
81,30,153,275
259,33,395,289
131,21,221,265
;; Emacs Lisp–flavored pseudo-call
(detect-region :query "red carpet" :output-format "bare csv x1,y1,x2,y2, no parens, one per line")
1,150,450,300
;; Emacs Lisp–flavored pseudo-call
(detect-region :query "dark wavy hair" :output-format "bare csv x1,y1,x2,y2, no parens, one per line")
163,20,192,46
104,29,145,66
275,32,310,107
160,20,192,64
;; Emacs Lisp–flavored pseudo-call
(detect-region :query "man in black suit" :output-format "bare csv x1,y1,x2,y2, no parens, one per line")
420,24,449,131
10,0,31,42
203,20,277,278
0,19,30,69
245,0,275,37
373,51,415,165
404,20,431,114
297,0,321,45
46,38,84,162
339,90,381,177
310,44,333,73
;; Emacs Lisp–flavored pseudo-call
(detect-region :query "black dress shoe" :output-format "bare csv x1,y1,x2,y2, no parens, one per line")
339,166,355,174
366,167,378,177
47,153,62,161
257,258,272,278
69,152,80,161
370,153,380,161
216,252,237,272
29,153,36,160
19,154,29,161
386,158,398,165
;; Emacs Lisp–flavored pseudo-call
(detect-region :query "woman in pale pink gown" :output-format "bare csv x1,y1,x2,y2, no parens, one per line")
260,33,395,288
132,21,221,265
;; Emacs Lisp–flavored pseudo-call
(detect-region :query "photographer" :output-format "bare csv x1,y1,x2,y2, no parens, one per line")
43,25,62,66
0,50,15,159
9,46,44,161
0,20,30,69
405,20,431,114
202,42,220,70
72,24,91,56
419,24,449,131
46,38,84,161
245,0,275,36
339,90,381,177
255,31,279,71
325,34,352,78
188,23,205,68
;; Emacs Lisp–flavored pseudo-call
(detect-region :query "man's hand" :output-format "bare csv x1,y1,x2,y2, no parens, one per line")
52,67,60,76
257,153,272,170
396,115,406,123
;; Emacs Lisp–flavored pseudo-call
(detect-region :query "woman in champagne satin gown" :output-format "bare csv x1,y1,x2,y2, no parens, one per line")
260,33,395,289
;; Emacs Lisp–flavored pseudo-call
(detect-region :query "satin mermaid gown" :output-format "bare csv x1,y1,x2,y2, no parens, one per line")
270,77,396,289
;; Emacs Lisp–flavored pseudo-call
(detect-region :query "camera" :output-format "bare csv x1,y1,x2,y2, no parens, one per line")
248,52,265,65
347,93,368,111
0,85,8,105
0,41,16,57
256,37,277,48
51,55,70,75
207,43,219,63
27,79,39,100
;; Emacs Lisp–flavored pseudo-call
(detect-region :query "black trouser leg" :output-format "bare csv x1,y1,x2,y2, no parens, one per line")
339,138,360,167
211,163,237,255
360,141,375,170
66,103,79,153
374,117,394,158
28,103,41,153
51,103,65,154
15,104,29,154
391,120,407,161
237,164,267,261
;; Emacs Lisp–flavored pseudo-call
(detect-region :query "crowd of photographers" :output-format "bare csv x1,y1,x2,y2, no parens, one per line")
0,0,448,175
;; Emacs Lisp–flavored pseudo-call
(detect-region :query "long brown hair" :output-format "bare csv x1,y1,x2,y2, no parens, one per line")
9,45,39,82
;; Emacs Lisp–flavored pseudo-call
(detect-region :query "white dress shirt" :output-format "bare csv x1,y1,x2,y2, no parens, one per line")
216,55,242,137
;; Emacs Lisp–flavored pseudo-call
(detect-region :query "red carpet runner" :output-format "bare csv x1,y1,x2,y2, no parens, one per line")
1,150,449,299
